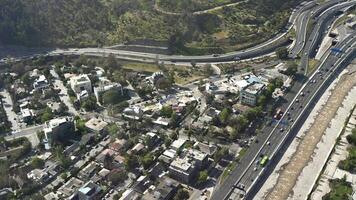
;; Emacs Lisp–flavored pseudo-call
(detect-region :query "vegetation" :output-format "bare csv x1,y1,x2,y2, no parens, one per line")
322,177,353,200
174,188,190,200
0,0,301,54
197,170,209,184
339,128,356,173
31,157,45,169
276,47,289,60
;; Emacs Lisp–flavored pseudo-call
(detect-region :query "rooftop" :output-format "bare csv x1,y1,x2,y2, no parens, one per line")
85,118,108,132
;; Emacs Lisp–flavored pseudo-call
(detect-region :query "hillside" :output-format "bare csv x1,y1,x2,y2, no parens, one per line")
0,0,302,54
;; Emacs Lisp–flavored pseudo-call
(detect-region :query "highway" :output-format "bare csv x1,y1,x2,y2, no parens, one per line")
0,1,353,199
211,31,356,200
210,1,356,199
300,0,355,73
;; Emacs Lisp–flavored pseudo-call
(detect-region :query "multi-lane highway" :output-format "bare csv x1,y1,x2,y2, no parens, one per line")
210,1,356,199
0,1,354,200
211,28,356,200
300,0,355,72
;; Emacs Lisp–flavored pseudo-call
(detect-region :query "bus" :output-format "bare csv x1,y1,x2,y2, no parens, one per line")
260,155,269,167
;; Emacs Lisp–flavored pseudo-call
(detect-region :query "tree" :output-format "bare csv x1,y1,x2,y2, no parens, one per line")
198,170,208,184
155,77,172,90
206,93,215,105
124,154,139,170
170,112,179,128
108,170,127,185
285,62,298,76
160,106,173,118
102,89,124,105
174,188,189,200
140,153,154,169
219,108,231,124
104,154,114,169
276,47,289,60
41,107,54,123
214,147,229,162
105,54,121,70
31,157,45,169
81,95,97,111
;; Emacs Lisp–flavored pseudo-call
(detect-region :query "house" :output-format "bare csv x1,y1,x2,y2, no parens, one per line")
128,143,145,154
43,117,75,148
193,142,217,156
141,176,179,200
85,118,108,134
70,74,92,100
119,189,141,200
68,181,102,200
133,176,153,194
21,108,35,122
78,162,99,180
94,78,123,103
109,139,127,152
170,138,187,152
57,177,84,198
33,75,49,90
27,169,49,182
123,107,143,120
240,82,265,106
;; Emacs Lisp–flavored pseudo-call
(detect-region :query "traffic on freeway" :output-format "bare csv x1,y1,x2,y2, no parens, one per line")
210,1,356,199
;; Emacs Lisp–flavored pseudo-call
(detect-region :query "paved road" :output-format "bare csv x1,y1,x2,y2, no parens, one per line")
210,1,356,198
0,1,312,65
300,0,355,73
212,32,355,200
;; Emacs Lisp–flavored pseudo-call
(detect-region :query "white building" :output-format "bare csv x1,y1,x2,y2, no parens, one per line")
123,107,143,120
33,75,49,90
240,82,265,106
43,117,75,148
93,78,123,103
70,74,92,100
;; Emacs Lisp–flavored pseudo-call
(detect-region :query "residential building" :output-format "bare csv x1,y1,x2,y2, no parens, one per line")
123,107,143,120
240,82,265,106
185,149,208,168
33,75,49,90
168,157,196,184
141,176,179,200
170,138,186,152
68,181,102,200
70,74,92,99
27,169,49,182
93,78,123,103
43,117,75,147
85,118,108,134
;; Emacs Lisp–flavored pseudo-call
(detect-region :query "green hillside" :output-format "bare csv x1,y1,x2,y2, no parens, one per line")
0,0,302,54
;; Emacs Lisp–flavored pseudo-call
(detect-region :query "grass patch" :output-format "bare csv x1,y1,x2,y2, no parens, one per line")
307,59,320,75
221,160,238,181
122,63,160,73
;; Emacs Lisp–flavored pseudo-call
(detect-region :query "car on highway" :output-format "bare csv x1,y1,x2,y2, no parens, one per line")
213,54,220,57
260,155,269,167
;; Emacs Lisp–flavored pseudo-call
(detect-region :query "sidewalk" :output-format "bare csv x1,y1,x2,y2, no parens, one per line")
310,108,356,200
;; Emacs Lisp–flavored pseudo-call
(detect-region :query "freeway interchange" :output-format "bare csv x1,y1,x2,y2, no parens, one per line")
0,1,355,200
